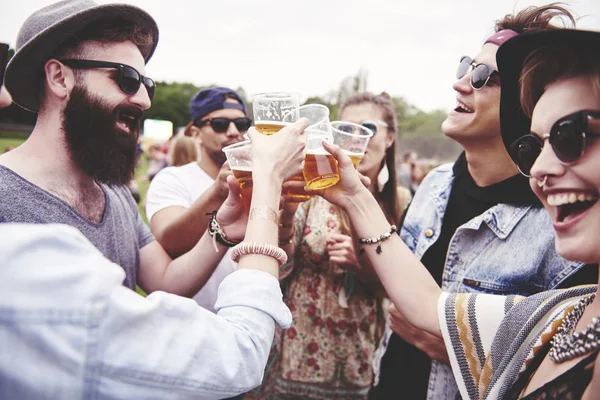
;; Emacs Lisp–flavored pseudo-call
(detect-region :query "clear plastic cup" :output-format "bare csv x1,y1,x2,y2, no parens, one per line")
222,140,253,213
330,121,374,168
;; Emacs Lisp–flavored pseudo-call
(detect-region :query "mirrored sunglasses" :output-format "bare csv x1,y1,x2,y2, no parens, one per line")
456,56,499,90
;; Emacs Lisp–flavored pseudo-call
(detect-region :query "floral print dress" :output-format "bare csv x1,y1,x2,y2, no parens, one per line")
246,196,384,400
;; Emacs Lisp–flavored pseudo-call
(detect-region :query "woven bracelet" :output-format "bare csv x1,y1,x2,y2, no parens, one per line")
230,241,288,266
358,225,398,255
206,211,242,251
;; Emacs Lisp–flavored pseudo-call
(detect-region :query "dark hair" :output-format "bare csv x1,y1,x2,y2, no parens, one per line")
494,3,575,34
338,92,403,226
520,45,600,118
52,18,155,60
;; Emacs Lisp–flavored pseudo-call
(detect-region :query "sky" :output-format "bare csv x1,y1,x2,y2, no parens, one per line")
1,0,598,113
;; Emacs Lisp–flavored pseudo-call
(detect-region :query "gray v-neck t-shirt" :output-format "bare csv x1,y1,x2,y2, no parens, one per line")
0,165,154,289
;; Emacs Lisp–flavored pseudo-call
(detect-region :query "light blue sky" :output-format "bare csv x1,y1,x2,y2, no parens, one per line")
2,0,598,112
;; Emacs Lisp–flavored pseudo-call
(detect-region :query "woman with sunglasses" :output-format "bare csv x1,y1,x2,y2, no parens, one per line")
146,87,251,312
312,29,600,399
373,5,596,400
245,93,410,400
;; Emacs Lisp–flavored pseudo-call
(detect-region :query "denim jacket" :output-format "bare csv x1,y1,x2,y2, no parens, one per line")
0,223,292,400
372,163,584,400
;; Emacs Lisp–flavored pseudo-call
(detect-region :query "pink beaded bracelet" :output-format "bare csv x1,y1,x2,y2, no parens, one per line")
230,242,288,266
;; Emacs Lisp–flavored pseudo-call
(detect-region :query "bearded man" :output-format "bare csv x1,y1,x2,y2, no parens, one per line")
0,0,228,297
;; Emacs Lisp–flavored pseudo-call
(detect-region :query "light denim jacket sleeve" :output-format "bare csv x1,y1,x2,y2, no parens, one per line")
372,163,585,400
0,223,292,400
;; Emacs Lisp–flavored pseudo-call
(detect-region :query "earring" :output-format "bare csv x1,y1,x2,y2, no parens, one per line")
377,160,390,193
537,175,548,188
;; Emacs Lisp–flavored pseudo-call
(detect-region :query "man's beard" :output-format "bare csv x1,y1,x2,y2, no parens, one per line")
62,85,143,186
207,137,243,166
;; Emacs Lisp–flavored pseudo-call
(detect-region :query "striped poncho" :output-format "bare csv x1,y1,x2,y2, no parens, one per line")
439,285,597,400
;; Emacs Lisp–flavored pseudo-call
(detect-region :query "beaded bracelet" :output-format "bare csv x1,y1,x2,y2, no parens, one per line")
230,241,288,266
358,225,398,255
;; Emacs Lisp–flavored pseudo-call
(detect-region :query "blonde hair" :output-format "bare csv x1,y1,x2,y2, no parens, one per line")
168,135,198,167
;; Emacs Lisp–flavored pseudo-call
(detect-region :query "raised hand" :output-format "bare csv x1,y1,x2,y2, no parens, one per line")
310,141,371,210
248,118,309,184
212,161,233,200
216,175,248,241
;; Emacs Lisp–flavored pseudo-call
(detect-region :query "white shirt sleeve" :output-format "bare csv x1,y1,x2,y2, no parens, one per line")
0,224,291,400
145,167,192,221
99,270,292,399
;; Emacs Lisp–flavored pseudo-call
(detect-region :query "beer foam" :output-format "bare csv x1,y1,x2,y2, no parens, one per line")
345,151,363,157
255,121,289,128
232,166,253,172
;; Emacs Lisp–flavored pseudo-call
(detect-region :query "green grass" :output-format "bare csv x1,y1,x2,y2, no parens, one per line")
0,136,25,152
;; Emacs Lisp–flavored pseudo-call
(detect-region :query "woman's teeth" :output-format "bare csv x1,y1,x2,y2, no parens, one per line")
547,192,596,206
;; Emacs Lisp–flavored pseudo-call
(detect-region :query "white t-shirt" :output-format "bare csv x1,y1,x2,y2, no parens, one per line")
146,162,237,313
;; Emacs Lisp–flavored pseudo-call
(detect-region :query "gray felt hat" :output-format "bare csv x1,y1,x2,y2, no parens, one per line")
5,0,159,113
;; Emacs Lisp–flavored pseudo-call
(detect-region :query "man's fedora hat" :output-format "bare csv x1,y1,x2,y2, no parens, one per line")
5,0,159,113
497,29,600,161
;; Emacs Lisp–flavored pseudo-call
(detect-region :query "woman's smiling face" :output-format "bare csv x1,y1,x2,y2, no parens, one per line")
529,75,600,264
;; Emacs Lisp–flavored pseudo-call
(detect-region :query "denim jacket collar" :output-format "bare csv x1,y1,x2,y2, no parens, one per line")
429,163,534,240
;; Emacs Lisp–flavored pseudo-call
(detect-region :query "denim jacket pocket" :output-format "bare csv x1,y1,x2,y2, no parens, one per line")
460,277,542,295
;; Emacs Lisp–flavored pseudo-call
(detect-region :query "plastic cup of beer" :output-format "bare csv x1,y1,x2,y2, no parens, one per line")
302,128,340,190
252,92,300,135
284,103,330,130
282,104,332,202
222,140,253,214
330,121,374,168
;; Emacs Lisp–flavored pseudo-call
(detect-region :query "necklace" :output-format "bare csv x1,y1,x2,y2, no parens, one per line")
549,293,600,363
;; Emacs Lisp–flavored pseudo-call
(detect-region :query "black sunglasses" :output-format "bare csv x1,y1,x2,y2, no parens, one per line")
510,110,600,177
59,59,155,100
457,56,499,90
361,121,381,135
195,117,252,133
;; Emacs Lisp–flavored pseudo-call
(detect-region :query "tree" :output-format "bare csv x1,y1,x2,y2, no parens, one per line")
335,68,368,105
143,81,206,128
303,96,338,120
